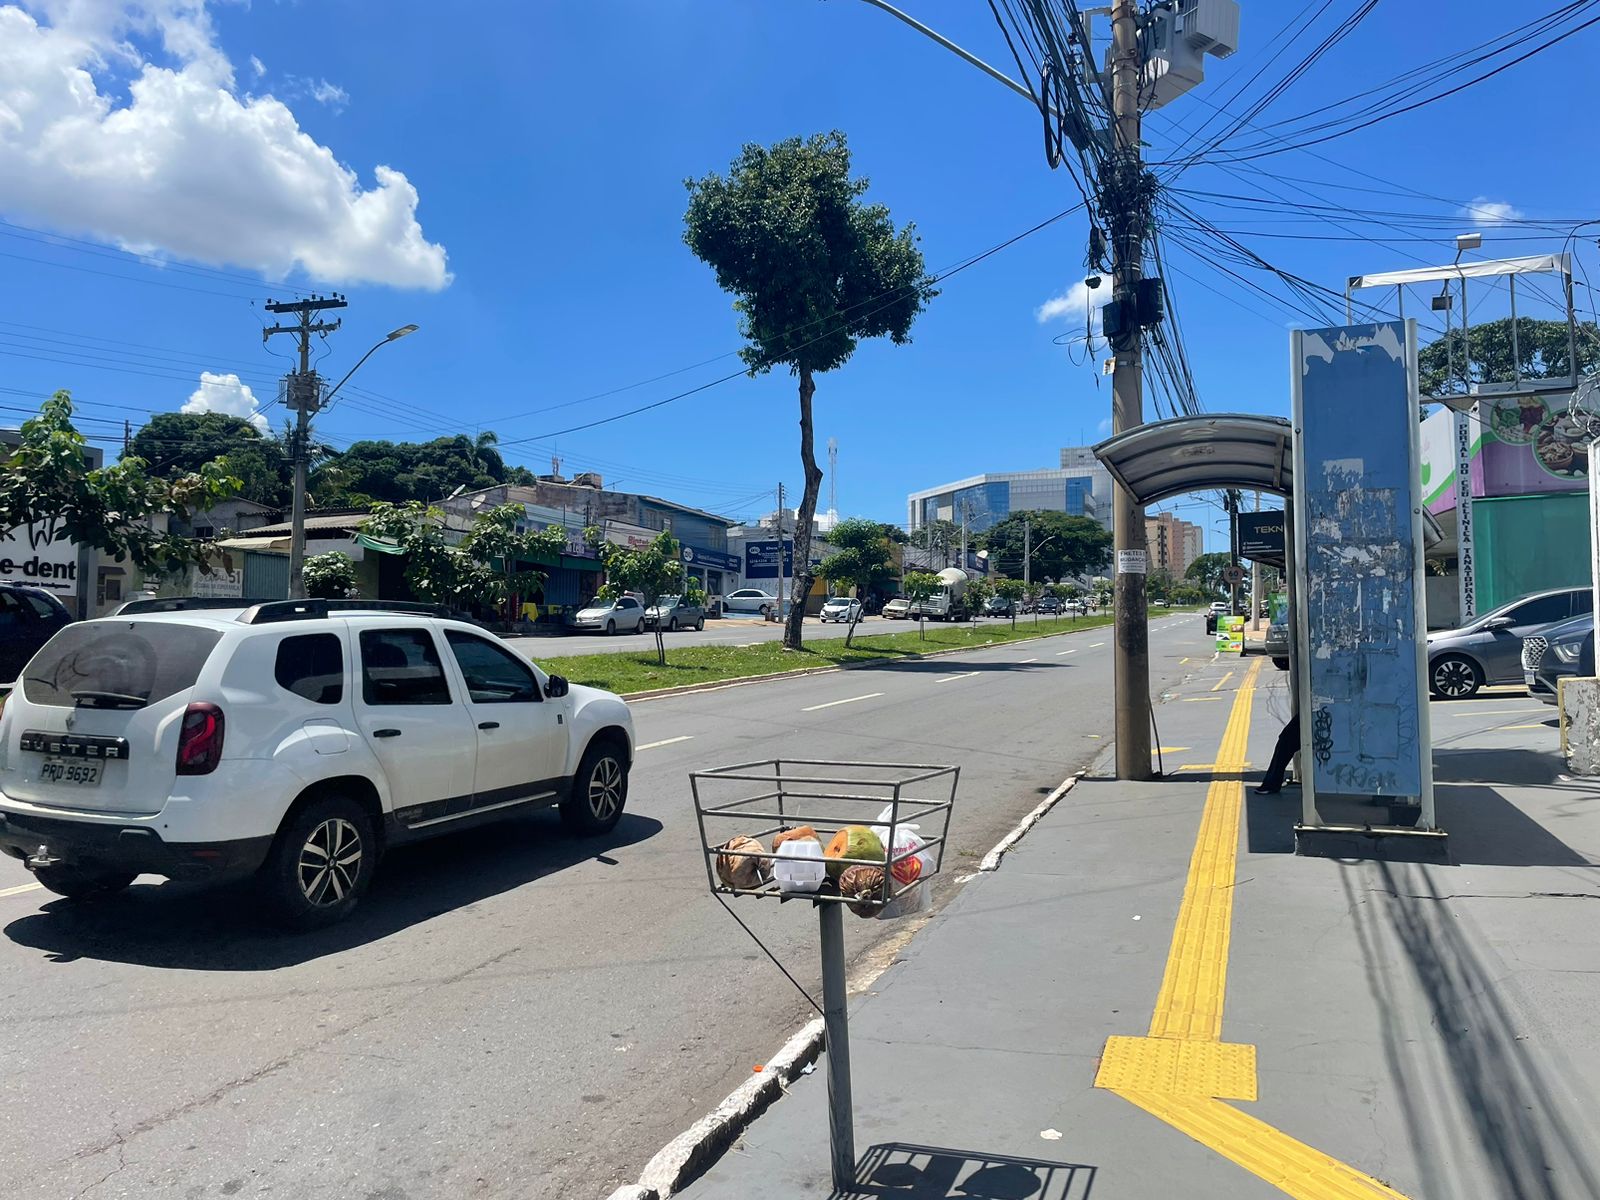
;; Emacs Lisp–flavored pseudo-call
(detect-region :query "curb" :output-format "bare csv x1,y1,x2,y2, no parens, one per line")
622,1017,827,1200
978,772,1083,871
619,618,1124,704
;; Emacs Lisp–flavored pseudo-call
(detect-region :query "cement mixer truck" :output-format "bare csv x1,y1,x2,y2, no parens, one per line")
910,566,973,621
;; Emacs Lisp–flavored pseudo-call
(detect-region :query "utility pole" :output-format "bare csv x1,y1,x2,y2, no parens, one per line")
264,294,346,599
1226,491,1241,616
122,419,131,458
776,481,787,622
1109,0,1152,781
1023,516,1031,594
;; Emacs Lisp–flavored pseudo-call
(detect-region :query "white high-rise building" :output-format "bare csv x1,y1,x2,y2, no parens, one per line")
906,447,1115,535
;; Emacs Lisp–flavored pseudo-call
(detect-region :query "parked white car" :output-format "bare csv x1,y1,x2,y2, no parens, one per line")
722,588,781,616
568,596,645,635
0,600,636,928
818,597,862,624
881,597,912,619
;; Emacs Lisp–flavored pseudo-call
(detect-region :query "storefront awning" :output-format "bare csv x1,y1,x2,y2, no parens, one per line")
217,535,290,553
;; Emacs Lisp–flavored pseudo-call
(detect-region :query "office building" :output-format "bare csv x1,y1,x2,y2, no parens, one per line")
906,447,1114,535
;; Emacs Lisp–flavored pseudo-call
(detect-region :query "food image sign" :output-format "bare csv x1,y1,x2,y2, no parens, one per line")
1216,615,1244,654
1478,394,1589,491
0,515,80,594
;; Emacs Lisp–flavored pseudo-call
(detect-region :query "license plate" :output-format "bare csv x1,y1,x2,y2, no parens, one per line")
40,758,102,787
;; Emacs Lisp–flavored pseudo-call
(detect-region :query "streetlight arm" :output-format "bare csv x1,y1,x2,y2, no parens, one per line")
322,325,418,411
850,0,1058,115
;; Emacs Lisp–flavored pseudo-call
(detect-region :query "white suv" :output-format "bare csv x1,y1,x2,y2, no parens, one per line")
0,599,635,928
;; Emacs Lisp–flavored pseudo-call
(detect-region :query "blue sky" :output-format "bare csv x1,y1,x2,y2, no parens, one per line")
1,1,1595,551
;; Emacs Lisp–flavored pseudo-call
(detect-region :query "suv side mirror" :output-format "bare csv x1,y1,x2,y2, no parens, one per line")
1482,615,1514,631
546,674,569,699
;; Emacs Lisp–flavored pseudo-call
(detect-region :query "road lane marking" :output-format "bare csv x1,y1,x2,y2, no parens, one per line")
1090,642,1105,648
0,881,42,898
637,736,694,751
1182,697,1223,702
1500,722,1549,731
1097,656,1411,1198
1156,747,1190,754
1210,671,1234,692
801,692,883,712
1437,707,1534,717
1179,657,1190,664
1018,657,1038,664
1056,649,1077,656
935,672,979,684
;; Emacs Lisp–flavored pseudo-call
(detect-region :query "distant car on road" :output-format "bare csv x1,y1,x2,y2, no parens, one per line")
1264,618,1289,670
568,596,646,636
643,595,705,632
0,584,72,685
1427,586,1593,698
1037,596,1063,615
722,588,781,617
1524,614,1595,706
983,596,1015,618
881,597,912,620
818,597,862,624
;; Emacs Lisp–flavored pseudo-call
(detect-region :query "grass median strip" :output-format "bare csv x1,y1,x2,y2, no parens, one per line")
523,614,1116,697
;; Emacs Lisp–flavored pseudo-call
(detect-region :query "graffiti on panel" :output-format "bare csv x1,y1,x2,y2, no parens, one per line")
1294,321,1426,799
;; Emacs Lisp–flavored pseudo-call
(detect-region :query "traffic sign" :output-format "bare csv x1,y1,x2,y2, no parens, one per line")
1221,564,1246,585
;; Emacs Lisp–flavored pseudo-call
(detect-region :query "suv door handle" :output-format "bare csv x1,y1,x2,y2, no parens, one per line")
477,721,500,730
373,728,402,739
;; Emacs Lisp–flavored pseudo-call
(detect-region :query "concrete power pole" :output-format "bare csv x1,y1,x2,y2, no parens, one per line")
264,295,346,599
1109,0,1152,781
776,481,786,622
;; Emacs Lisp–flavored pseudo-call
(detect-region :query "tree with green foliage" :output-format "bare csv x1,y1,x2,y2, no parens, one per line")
994,577,1027,630
965,576,994,627
1418,317,1600,396
362,501,565,614
1185,552,1233,597
818,517,903,647
302,551,359,599
978,511,1112,584
128,411,291,508
1025,580,1045,624
901,570,940,641
313,433,526,508
590,529,685,667
684,130,936,653
4,392,239,578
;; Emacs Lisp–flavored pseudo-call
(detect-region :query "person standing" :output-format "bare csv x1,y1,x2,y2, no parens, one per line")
1254,713,1300,795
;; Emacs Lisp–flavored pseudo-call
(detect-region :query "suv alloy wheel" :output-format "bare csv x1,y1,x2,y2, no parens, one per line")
561,741,628,836
263,795,377,930
1430,655,1481,699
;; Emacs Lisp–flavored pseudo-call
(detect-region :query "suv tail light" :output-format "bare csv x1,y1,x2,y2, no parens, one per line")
176,703,225,775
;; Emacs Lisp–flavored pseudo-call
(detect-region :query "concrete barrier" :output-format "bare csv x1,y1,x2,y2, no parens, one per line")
1559,676,1600,776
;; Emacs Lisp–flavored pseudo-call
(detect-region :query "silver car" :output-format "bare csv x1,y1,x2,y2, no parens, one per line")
567,596,646,636
1264,619,1289,670
1426,587,1593,698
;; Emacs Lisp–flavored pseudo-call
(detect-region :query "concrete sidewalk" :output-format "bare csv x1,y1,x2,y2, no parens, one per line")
676,655,1600,1199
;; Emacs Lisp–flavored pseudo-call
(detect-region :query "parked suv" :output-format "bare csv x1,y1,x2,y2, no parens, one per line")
0,584,72,684
1524,614,1596,706
0,600,635,928
643,595,705,632
1427,586,1593,699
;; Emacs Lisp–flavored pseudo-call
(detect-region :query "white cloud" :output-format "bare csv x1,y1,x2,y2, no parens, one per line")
181,370,267,431
1460,196,1523,226
280,74,350,111
1096,416,1113,435
0,2,450,290
248,52,263,78
1035,280,1112,324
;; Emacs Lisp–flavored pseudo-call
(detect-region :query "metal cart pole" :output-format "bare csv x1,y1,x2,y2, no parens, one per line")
819,900,854,1192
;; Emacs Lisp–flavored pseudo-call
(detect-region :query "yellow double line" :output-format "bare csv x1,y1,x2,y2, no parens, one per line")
1094,658,1411,1199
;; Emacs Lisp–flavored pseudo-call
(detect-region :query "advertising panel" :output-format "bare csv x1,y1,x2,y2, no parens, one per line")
1292,321,1431,815
744,540,793,579
1236,511,1285,559
0,515,81,595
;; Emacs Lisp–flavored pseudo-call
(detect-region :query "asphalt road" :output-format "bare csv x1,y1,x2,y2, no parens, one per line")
507,612,1104,658
0,613,1202,1200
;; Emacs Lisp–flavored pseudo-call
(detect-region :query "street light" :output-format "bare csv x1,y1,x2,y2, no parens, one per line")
288,323,420,598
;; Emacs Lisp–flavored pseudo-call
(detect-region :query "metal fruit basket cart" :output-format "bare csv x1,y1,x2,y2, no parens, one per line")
690,758,959,1190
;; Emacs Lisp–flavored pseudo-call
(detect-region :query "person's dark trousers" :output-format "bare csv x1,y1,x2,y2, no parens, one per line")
1256,714,1300,794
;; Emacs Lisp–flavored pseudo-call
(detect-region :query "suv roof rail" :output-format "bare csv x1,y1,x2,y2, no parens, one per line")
239,598,455,625
114,596,275,615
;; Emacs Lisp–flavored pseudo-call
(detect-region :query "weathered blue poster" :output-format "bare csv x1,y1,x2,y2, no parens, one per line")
1292,321,1429,802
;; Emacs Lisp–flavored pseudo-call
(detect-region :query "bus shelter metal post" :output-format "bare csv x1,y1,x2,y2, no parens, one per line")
819,900,855,1191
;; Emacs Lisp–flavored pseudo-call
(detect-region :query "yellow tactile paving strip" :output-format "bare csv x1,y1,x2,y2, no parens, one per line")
1095,658,1413,1199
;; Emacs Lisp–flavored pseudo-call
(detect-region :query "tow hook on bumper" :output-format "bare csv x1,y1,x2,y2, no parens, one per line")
25,844,62,870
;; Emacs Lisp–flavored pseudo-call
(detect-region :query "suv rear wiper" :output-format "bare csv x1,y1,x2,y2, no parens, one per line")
70,690,148,710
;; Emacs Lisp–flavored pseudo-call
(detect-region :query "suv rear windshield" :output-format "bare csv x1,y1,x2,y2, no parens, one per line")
22,621,222,708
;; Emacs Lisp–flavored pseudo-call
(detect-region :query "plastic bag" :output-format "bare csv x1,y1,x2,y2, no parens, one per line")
870,805,935,886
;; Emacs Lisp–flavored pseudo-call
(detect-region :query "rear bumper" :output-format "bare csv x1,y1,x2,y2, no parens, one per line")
0,809,271,882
